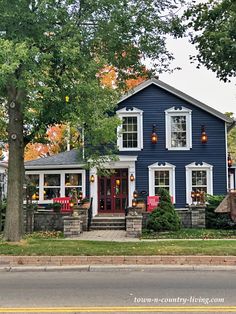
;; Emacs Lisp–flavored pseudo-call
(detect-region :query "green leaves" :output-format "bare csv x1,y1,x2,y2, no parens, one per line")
185,0,236,81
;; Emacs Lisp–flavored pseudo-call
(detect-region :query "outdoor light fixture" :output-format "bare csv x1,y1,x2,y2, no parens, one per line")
228,153,233,168
78,191,83,200
133,190,138,199
201,125,208,144
90,175,95,183
115,179,121,186
132,199,137,208
130,174,135,182
151,124,158,144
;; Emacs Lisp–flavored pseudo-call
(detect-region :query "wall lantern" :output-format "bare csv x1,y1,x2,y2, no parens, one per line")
130,174,135,182
151,124,158,144
132,199,137,208
201,125,208,144
90,175,95,183
78,191,83,200
133,190,138,199
228,153,233,168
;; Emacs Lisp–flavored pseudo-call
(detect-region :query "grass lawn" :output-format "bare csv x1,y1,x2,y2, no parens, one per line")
0,237,236,256
142,228,236,239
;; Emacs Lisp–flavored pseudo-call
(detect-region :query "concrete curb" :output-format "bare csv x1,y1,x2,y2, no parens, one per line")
0,255,236,272
1,264,236,272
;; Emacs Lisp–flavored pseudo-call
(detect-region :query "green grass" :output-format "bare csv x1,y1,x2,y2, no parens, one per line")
0,238,236,256
142,228,236,239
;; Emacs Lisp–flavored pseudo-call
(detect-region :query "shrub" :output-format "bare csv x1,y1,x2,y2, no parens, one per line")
147,188,181,232
0,199,7,232
206,194,235,229
51,202,62,213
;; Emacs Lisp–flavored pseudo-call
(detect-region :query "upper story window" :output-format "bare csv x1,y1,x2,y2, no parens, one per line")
117,107,143,151
165,106,192,150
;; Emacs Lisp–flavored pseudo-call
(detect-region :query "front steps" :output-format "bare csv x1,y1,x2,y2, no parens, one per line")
90,216,126,230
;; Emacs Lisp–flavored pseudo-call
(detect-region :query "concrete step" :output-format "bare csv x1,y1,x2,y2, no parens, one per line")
90,225,126,230
90,217,126,230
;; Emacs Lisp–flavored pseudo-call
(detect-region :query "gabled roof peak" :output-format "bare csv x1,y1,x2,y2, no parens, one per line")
119,78,233,124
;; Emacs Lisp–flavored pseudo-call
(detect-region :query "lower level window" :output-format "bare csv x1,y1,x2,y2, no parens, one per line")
148,162,175,203
25,170,85,203
154,170,170,195
185,162,213,204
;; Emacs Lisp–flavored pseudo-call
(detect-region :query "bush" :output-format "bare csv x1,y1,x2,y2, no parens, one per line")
206,194,235,229
0,199,7,232
51,202,62,212
147,188,181,232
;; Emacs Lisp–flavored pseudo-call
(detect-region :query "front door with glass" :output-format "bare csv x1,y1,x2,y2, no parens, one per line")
98,169,128,213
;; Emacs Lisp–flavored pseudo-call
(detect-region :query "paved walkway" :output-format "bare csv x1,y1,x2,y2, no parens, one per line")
78,230,139,242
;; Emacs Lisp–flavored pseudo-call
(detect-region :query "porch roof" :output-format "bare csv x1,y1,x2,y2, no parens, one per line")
25,149,84,169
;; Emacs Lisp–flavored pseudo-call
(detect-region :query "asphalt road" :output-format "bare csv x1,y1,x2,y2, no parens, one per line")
0,269,236,313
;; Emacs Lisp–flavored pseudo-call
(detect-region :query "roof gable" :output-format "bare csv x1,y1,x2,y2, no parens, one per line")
118,78,234,124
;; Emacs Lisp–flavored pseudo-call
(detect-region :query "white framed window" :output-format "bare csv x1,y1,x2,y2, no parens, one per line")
165,106,192,150
148,162,176,203
25,169,86,203
185,162,213,204
117,107,143,151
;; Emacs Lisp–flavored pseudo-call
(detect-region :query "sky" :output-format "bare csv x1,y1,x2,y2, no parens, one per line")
158,36,236,118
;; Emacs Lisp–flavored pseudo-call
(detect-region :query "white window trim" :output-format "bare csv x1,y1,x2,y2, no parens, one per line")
185,162,213,205
117,107,143,151
165,106,192,150
148,162,176,203
25,169,86,204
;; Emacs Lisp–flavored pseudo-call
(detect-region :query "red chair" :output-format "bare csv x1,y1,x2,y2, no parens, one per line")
147,195,174,212
147,196,159,212
53,197,72,213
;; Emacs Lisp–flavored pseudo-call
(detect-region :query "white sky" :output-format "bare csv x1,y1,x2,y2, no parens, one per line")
159,37,236,117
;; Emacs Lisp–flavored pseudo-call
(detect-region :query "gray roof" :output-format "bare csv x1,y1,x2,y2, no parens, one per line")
25,149,84,169
119,78,234,124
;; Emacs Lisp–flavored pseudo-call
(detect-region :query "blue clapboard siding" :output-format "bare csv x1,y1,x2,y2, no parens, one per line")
118,84,227,208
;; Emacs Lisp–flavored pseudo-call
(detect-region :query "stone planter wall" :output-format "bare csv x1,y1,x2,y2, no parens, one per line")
63,216,82,238
126,214,142,238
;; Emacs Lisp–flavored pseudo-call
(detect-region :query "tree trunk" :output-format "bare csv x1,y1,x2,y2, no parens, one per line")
4,88,25,242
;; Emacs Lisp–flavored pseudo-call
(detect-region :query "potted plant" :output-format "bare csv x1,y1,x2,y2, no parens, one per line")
51,202,62,213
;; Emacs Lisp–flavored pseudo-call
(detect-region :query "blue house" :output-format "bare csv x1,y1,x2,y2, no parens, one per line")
25,78,234,217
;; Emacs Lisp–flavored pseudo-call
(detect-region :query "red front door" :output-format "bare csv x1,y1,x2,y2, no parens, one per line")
98,169,128,213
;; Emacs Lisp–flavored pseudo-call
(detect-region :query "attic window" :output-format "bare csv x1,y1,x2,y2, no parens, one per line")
165,106,192,150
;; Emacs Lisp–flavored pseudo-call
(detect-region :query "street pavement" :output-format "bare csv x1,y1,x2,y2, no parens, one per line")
0,269,236,313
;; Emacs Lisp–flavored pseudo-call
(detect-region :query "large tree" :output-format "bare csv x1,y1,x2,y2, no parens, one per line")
186,0,236,81
0,0,184,241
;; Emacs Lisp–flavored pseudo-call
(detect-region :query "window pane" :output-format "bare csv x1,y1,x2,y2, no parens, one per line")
65,187,82,197
192,170,207,192
65,173,82,186
122,116,138,148
171,115,187,148
26,174,39,187
154,170,170,195
25,174,39,200
43,188,60,200
44,174,60,186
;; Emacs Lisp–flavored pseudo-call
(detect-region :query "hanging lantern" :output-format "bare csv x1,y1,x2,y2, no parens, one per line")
151,124,158,144
201,125,208,144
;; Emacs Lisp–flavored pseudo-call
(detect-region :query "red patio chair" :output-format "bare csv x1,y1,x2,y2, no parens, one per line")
147,196,159,212
53,197,72,213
